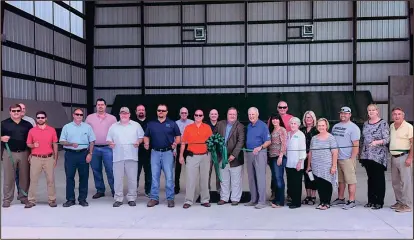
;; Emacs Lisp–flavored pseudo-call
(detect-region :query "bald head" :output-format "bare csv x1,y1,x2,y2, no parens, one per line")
209,109,219,122
179,107,189,120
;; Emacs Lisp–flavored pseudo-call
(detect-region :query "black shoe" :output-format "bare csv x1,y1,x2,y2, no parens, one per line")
113,201,123,207
372,204,383,210
289,205,301,209
92,192,105,199
364,203,373,208
63,200,76,207
128,201,136,207
79,200,89,207
174,188,180,194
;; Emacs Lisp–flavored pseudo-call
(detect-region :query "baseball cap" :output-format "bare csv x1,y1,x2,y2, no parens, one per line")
339,106,351,113
119,107,130,114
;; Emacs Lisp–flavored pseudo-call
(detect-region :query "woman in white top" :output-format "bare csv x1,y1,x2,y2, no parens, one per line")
286,117,307,209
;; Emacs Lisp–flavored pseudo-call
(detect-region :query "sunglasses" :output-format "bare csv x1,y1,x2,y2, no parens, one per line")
11,110,21,113
36,117,46,119
157,109,167,112
278,106,287,109
74,113,83,116
194,114,203,117
180,112,188,114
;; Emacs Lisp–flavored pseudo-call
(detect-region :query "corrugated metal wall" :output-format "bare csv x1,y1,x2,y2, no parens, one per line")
2,1,87,118
93,1,410,121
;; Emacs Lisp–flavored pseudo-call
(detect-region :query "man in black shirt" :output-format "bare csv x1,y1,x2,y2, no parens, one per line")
1,104,33,208
135,104,151,197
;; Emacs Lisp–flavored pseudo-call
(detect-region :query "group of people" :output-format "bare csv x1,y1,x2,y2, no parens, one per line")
1,100,412,213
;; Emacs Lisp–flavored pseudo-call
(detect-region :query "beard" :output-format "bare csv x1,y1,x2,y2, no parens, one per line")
138,113,145,118
37,122,46,125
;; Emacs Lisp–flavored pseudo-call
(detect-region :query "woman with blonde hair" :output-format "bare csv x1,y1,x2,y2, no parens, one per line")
359,104,390,210
300,110,318,205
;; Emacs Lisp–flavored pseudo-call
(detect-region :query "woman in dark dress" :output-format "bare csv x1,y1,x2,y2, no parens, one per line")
300,110,318,205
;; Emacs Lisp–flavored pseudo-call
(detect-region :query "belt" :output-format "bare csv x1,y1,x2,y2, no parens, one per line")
95,145,107,147
11,150,26,153
153,147,172,152
65,148,88,153
392,152,407,158
193,152,208,155
31,153,53,158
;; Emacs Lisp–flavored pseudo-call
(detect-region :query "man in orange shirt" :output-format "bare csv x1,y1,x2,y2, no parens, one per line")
25,111,59,208
180,109,213,209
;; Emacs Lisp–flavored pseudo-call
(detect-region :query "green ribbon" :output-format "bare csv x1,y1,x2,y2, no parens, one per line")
206,133,228,182
5,142,28,197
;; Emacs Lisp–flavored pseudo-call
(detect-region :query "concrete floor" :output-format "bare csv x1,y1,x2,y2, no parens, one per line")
1,151,413,239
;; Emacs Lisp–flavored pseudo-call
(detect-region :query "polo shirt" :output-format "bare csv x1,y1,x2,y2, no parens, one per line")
106,120,144,162
390,120,413,156
1,118,33,152
59,121,96,150
23,115,36,127
137,118,150,150
85,113,117,145
176,119,194,135
207,120,217,132
182,122,212,154
26,125,58,155
145,118,181,149
281,114,293,132
246,120,271,149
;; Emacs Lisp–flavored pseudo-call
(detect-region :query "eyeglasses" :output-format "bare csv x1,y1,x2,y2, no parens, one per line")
194,114,203,117
278,106,287,109
157,109,167,112
74,113,83,116
11,110,21,113
36,117,46,119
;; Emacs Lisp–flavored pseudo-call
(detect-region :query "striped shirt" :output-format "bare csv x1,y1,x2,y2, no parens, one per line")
310,134,338,187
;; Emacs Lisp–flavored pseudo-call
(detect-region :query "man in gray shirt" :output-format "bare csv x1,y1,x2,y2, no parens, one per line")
174,107,194,194
330,106,361,210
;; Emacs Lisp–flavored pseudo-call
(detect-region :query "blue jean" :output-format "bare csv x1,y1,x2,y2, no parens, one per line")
270,156,287,205
90,146,114,195
150,150,174,201
64,151,89,202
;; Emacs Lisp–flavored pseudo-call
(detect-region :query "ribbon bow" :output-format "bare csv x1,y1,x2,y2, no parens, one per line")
206,133,228,182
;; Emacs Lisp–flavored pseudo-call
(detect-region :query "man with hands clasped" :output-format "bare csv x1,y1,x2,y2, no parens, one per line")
106,107,145,207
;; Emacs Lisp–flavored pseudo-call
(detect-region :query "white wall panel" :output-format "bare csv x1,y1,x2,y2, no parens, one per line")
248,2,285,21
310,43,353,62
358,19,408,39
289,45,309,62
94,48,141,66
72,89,87,104
357,63,409,83
248,46,287,64
145,27,180,44
356,85,388,101
55,62,71,83
357,42,409,61
288,1,311,19
36,82,55,101
145,5,179,23
53,3,70,32
71,39,86,64
96,1,134,4
35,24,53,54
314,21,352,40
54,32,71,60
377,104,389,122
4,11,34,48
95,28,140,45
248,67,287,85
2,47,35,76
183,48,202,65
72,67,86,86
94,89,141,104
146,88,243,95
36,56,54,80
2,77,36,100
288,66,309,84
207,25,244,43
55,85,72,102
207,3,244,22
248,24,286,42
146,69,182,86
248,85,352,93
34,1,53,23
357,1,407,17
204,68,244,86
94,69,141,87
145,48,182,66
183,5,204,23
6,1,33,14
96,7,140,25
314,1,352,18
183,68,203,86
310,65,352,83
204,47,244,65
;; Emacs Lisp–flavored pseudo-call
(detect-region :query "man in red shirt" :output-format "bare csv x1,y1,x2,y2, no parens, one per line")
25,111,58,208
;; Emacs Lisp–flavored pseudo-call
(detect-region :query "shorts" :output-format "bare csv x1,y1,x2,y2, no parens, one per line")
338,158,357,184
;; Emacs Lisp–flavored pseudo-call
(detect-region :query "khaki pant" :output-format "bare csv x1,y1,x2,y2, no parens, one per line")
2,150,30,203
28,156,56,204
338,158,357,184
185,154,210,205
391,154,413,206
